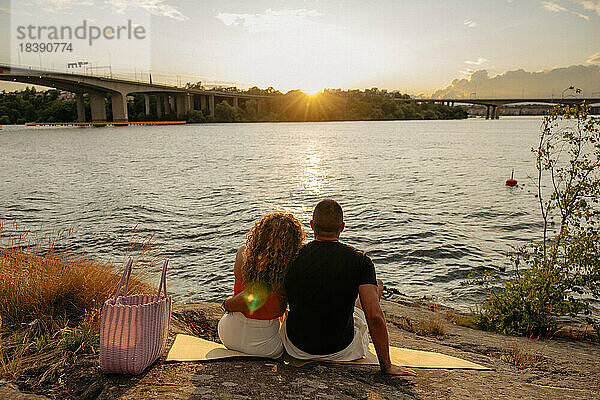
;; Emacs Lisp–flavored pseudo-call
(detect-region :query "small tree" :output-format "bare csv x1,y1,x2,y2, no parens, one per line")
214,101,244,122
475,101,600,337
183,110,206,123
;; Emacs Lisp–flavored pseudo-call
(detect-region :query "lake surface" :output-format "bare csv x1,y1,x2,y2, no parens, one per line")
0,119,547,309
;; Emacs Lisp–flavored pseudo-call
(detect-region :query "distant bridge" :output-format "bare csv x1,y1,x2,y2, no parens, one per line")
394,97,600,119
0,64,271,123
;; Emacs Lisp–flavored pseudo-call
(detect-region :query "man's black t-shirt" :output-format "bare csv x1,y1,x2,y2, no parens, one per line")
284,240,377,355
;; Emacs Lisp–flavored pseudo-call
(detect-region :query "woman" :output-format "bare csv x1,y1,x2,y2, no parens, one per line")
218,212,304,358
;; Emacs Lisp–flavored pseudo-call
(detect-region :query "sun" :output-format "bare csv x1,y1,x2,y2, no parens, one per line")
303,86,323,96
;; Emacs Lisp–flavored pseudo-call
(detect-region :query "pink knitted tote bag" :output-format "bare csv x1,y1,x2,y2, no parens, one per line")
99,258,172,374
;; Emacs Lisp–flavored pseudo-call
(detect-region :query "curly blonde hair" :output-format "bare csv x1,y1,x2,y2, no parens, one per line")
242,213,305,294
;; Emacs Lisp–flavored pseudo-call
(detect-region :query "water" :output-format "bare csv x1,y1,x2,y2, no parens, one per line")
0,118,546,309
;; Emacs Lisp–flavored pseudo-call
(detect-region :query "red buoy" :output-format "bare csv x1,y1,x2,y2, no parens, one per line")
506,170,517,187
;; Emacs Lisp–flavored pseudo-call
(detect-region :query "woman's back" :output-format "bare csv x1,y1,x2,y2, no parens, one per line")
218,212,304,358
233,277,285,320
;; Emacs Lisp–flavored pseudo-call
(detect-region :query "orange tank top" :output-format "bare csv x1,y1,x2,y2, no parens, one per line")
234,277,286,320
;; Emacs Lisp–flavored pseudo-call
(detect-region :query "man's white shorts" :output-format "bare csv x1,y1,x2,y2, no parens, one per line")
280,307,370,361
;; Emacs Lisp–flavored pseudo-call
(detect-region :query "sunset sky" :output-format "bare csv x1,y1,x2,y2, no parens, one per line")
0,0,599,95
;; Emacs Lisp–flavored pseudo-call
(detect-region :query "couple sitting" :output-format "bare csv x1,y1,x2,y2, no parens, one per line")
218,199,415,376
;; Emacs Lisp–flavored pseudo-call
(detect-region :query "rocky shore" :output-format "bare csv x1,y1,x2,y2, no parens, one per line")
4,297,600,399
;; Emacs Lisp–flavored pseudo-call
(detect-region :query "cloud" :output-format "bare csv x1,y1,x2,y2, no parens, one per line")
432,64,600,99
463,18,477,28
459,69,475,78
541,1,590,19
23,0,186,19
21,0,93,14
465,57,489,66
588,52,600,63
542,0,567,12
216,8,324,33
573,0,600,15
460,57,489,78
37,0,93,9
106,0,187,20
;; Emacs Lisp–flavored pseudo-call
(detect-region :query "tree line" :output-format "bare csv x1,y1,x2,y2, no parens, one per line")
0,86,468,124
209,87,467,123
0,88,77,124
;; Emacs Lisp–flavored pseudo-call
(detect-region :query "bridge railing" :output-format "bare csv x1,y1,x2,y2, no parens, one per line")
0,62,246,91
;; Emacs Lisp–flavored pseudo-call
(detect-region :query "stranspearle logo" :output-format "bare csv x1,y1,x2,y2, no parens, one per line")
10,2,153,72
15,20,146,46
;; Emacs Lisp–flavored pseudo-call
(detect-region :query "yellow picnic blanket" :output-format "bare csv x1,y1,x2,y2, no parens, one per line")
166,334,489,370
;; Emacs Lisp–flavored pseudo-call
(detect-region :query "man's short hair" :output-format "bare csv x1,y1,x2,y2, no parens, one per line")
313,199,343,234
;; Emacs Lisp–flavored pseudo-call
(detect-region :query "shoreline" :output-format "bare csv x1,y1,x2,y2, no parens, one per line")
0,115,548,129
4,297,599,399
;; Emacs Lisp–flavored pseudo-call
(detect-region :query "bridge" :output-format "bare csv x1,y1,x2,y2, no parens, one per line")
0,64,271,123
394,97,600,119
2,64,599,122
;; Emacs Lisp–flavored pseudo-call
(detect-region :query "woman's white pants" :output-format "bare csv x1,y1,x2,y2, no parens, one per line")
217,312,284,358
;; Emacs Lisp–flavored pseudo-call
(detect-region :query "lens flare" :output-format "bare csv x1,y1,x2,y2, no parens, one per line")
243,282,269,313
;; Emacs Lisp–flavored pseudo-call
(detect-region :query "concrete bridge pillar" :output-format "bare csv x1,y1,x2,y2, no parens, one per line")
111,92,128,123
176,95,186,117
208,95,215,117
156,95,163,118
144,94,151,116
174,94,192,117
169,96,175,114
185,94,193,112
486,105,491,120
76,93,86,123
493,105,499,119
233,97,239,108
89,92,107,123
162,95,171,115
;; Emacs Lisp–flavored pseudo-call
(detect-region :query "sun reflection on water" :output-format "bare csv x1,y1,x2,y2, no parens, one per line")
302,153,324,195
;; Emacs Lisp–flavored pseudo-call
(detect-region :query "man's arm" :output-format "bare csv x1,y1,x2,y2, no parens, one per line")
358,283,416,376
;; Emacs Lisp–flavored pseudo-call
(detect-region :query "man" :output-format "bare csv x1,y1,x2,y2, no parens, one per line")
282,199,416,376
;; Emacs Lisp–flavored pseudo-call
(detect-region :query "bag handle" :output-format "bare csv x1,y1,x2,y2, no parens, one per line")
114,257,134,301
157,259,169,298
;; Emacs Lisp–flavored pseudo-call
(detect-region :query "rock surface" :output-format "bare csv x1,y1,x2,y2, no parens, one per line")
117,300,600,399
0,381,49,399
11,299,600,399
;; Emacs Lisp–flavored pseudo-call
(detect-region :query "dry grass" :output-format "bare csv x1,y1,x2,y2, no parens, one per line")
446,310,479,330
492,341,545,369
0,223,153,329
386,313,446,337
0,221,158,387
414,316,446,336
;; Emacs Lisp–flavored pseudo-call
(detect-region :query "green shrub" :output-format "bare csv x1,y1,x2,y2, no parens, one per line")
184,110,206,123
474,99,600,336
214,101,244,122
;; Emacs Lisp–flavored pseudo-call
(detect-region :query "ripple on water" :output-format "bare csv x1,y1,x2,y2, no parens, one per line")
0,119,545,310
